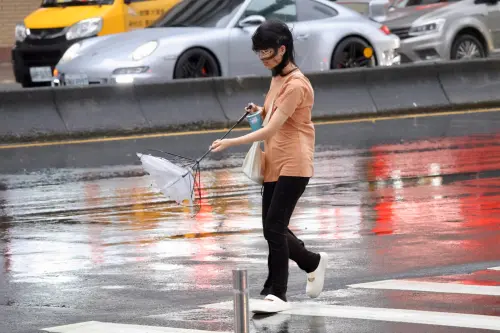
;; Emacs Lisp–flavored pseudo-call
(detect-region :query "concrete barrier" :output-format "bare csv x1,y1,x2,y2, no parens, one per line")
0,88,67,140
437,59,500,105
365,62,450,112
2,58,500,143
136,78,227,128
54,84,149,135
214,75,269,122
308,69,376,117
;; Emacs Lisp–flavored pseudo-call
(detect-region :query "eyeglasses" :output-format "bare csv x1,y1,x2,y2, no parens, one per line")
255,48,278,61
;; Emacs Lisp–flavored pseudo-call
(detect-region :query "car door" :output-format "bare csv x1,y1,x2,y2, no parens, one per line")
125,0,178,30
296,0,339,72
228,0,311,77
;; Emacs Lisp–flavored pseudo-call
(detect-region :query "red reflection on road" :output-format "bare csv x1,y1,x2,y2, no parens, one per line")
369,134,500,180
366,134,500,270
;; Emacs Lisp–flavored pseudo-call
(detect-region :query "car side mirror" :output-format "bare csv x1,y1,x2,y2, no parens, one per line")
238,15,266,28
368,0,390,22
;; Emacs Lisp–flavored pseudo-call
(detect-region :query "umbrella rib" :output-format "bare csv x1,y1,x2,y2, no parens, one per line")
147,149,197,162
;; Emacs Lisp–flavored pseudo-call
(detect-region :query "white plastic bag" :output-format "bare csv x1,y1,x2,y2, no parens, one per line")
242,141,264,184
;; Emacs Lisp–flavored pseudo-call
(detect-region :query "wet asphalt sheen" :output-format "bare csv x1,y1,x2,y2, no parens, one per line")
0,110,500,333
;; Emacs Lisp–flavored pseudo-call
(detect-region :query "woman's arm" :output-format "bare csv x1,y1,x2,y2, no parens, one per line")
210,108,288,152
211,81,304,152
232,109,288,145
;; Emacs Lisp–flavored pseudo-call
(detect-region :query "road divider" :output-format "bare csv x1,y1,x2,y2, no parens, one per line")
2,58,500,143
54,84,149,134
135,79,227,128
0,88,67,140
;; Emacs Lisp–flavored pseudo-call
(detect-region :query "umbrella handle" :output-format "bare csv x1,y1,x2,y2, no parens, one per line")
218,111,250,141
195,111,250,163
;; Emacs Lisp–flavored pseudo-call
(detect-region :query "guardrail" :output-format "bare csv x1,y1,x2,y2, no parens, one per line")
1,58,500,143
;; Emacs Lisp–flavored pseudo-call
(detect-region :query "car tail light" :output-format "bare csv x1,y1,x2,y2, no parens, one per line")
380,25,391,35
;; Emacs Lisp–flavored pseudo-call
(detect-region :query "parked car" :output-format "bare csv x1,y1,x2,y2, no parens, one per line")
381,0,500,63
12,0,181,88
52,0,400,87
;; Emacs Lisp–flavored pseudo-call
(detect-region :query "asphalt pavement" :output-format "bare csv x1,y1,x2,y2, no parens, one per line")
0,109,499,333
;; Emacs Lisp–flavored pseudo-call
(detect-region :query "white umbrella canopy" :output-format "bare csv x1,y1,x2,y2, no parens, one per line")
136,153,197,207
135,111,250,215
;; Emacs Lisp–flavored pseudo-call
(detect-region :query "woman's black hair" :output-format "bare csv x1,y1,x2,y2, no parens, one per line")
251,19,296,76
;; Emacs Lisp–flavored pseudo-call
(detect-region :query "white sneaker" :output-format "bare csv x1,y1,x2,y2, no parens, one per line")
251,294,292,314
306,252,328,298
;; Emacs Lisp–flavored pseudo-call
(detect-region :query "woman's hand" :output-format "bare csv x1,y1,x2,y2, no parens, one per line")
210,139,233,152
245,102,261,113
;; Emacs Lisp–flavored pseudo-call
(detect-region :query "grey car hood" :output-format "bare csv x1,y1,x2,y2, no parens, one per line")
79,27,215,56
383,3,451,27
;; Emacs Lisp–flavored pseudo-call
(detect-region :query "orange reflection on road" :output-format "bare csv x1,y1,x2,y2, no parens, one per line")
84,183,105,265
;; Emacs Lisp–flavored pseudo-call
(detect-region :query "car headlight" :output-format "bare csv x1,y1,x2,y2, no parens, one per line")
131,41,158,61
60,42,82,63
409,18,445,36
15,23,27,42
66,17,103,40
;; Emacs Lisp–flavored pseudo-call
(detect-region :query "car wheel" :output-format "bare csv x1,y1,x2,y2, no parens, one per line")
450,34,486,60
173,48,220,79
331,37,376,69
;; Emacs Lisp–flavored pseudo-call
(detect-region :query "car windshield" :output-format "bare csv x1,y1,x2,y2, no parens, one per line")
149,0,246,28
41,0,114,7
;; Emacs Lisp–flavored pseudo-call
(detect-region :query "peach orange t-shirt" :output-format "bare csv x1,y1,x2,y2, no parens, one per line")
260,69,315,183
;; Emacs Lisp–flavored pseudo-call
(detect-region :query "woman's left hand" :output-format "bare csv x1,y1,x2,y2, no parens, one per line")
211,139,232,152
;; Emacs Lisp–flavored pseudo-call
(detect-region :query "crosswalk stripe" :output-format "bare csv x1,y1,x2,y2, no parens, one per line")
347,279,500,296
201,300,500,330
42,321,231,333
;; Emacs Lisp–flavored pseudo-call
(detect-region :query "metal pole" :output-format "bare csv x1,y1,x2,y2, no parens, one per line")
232,268,250,333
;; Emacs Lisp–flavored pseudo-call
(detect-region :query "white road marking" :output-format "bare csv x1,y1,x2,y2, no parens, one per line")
100,285,128,290
202,300,500,330
488,267,500,271
347,279,500,296
42,321,231,333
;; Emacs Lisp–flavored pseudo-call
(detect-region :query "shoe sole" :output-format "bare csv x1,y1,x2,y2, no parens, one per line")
252,307,291,314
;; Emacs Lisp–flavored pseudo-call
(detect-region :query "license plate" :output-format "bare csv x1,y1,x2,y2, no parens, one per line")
64,74,89,86
29,67,53,82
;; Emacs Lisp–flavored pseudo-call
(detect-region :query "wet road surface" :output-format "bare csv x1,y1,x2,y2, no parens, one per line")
1,110,500,332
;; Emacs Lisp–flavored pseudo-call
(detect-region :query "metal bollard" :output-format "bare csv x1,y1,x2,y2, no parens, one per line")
232,268,250,333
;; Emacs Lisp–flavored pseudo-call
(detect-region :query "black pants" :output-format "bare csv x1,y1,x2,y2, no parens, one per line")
260,176,321,302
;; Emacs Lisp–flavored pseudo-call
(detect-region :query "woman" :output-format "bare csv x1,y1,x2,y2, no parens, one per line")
211,19,328,314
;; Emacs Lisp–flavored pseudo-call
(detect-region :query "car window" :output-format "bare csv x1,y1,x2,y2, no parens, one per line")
298,0,338,21
336,2,369,15
241,0,298,22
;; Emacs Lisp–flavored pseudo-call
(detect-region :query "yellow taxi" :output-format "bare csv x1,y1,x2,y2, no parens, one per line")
12,0,180,87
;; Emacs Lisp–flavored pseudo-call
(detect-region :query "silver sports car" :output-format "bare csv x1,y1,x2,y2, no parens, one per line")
52,0,400,86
